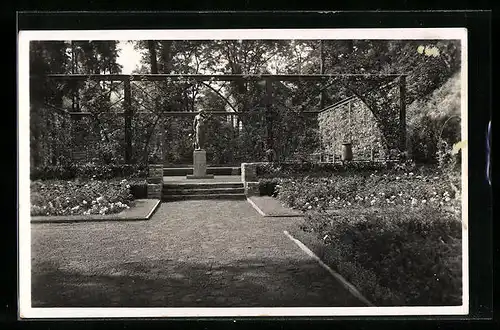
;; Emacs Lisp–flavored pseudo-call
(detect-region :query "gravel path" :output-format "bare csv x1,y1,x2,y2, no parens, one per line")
31,200,364,307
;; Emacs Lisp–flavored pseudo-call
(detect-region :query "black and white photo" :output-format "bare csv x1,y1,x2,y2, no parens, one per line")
18,28,468,318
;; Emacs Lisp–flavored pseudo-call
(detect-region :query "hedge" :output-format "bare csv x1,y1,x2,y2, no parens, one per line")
255,161,419,178
31,163,148,181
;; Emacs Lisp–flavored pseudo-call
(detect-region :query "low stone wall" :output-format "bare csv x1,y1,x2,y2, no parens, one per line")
147,164,163,199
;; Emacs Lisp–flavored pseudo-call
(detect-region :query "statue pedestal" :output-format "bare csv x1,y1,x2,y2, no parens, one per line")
187,149,214,179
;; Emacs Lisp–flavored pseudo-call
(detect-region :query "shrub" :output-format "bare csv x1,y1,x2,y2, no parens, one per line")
31,163,148,181
407,72,461,164
256,161,394,178
299,206,462,306
258,178,281,196
129,181,148,199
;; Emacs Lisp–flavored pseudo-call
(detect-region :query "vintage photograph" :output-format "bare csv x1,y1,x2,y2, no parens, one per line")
18,29,468,318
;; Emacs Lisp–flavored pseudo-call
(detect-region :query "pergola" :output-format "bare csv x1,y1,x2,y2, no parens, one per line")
38,73,407,163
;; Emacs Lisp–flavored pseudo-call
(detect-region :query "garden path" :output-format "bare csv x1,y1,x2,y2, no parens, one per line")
31,200,364,307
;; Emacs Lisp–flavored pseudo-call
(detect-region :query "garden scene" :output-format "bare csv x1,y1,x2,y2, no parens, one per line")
29,38,463,308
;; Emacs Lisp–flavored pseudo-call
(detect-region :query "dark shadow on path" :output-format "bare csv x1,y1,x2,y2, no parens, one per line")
32,258,366,308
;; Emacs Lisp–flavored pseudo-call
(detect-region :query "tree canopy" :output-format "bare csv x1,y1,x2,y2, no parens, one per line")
30,39,461,166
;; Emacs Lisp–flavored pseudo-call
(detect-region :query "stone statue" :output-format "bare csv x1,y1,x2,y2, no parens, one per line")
192,109,208,150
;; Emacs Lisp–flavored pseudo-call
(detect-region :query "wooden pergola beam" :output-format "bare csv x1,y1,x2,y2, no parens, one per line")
41,73,407,82
67,110,321,117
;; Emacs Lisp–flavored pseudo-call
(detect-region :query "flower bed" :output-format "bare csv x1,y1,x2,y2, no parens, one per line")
291,206,462,306
269,169,460,213
30,178,144,216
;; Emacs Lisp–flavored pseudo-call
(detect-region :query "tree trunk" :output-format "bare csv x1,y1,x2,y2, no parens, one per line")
159,41,173,73
147,40,158,74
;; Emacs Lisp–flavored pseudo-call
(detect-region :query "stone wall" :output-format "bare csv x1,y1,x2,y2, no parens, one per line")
318,98,386,160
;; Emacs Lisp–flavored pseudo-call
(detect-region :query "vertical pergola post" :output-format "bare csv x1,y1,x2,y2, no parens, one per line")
265,78,274,159
319,40,325,109
399,75,407,153
123,79,132,163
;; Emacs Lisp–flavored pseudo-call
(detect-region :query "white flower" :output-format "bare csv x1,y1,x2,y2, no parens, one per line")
391,195,396,199
396,176,400,180
445,197,451,202
409,172,414,176
71,206,79,211
411,198,418,206
422,200,427,204
82,200,88,204
307,205,312,209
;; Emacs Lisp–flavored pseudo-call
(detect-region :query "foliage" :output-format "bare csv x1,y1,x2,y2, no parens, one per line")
30,179,135,216
31,39,461,166
31,163,148,181
258,178,281,197
256,161,399,178
298,206,462,306
407,72,461,163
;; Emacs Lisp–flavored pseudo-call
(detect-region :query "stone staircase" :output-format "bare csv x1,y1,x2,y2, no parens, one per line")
162,182,246,201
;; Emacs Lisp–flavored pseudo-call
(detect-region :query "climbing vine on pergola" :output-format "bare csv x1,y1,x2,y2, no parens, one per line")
34,72,407,163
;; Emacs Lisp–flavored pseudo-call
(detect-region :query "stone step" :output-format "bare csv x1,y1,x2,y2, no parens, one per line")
163,167,241,176
163,182,244,189
162,193,247,201
163,187,245,195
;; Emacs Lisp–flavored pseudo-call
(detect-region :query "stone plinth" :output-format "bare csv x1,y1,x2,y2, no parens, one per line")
241,162,267,183
187,149,214,179
147,164,163,199
244,181,260,196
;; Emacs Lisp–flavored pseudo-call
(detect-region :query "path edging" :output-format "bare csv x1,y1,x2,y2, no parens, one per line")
31,199,161,224
283,230,374,307
246,197,304,217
